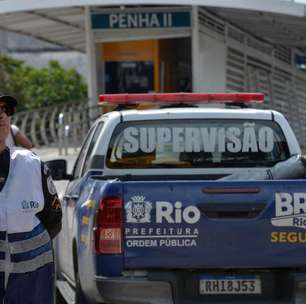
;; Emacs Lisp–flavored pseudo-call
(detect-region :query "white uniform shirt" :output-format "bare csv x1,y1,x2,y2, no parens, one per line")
0,148,53,284
5,125,19,148
0,148,44,233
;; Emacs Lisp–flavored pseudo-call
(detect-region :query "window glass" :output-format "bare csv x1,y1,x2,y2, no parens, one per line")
81,122,104,175
106,119,289,169
73,126,97,178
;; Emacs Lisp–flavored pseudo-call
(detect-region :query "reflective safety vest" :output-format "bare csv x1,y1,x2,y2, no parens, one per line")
0,149,54,304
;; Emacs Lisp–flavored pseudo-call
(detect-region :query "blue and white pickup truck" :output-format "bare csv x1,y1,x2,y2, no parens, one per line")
50,93,306,304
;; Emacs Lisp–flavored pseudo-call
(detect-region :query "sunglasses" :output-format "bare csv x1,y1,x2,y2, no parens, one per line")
0,105,11,116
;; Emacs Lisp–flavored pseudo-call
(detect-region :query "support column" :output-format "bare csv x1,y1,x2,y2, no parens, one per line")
85,6,98,108
191,6,201,92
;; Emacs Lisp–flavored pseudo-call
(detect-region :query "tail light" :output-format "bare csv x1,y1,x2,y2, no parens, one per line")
94,196,123,254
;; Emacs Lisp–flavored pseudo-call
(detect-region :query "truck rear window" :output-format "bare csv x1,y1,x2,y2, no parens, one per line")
106,119,290,169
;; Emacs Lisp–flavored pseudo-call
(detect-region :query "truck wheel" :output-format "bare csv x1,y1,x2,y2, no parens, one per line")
55,254,66,303
73,241,90,304
55,288,66,304
75,268,90,304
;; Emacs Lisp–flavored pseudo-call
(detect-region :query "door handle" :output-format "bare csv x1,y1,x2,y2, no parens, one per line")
197,202,266,219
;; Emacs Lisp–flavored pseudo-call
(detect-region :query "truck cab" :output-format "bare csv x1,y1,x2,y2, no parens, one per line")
53,93,306,304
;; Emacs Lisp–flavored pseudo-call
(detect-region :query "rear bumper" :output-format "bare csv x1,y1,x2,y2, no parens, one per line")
96,276,173,304
95,270,306,304
295,272,306,304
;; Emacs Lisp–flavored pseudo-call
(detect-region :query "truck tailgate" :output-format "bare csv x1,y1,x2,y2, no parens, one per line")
123,180,306,269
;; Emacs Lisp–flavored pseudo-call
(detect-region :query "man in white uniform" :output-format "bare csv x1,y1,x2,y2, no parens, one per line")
0,94,62,303
5,124,33,149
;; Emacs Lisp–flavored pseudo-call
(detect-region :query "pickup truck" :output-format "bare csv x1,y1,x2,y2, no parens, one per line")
50,93,306,304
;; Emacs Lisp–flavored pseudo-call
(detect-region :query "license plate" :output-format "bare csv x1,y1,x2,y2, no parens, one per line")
199,275,261,295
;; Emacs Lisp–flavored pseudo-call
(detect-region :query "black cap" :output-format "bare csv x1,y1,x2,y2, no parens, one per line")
0,93,18,115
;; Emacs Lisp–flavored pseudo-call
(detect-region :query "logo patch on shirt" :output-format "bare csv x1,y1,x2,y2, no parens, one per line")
43,164,49,175
47,176,57,195
21,200,39,211
51,196,61,210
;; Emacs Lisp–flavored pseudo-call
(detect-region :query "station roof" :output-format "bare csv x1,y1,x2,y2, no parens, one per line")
0,0,305,52
211,6,306,50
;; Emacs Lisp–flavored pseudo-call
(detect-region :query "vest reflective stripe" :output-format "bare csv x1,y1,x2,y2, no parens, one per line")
0,240,6,251
0,232,5,241
8,223,45,243
0,261,5,272
0,249,5,273
11,242,52,263
11,251,53,274
9,230,50,254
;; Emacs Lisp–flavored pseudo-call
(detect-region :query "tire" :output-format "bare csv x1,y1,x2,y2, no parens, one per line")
75,268,90,304
55,287,67,304
73,241,90,304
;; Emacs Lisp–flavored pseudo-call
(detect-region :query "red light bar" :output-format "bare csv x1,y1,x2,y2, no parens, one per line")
99,93,264,104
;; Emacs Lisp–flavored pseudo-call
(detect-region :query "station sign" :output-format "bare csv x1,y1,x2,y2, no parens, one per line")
91,11,191,29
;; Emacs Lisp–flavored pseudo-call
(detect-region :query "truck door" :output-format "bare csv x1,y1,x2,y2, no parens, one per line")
59,123,103,281
123,180,306,269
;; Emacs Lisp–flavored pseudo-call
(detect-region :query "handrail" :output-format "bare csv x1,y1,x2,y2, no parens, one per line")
57,103,102,155
12,99,103,153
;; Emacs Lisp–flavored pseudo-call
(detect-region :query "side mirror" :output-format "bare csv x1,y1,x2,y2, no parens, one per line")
45,159,72,180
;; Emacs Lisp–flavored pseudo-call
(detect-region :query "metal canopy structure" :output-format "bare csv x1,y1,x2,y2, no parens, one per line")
0,0,305,52
211,7,306,51
0,7,86,52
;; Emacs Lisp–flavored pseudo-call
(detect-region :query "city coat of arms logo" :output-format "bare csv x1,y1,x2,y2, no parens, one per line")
125,196,152,223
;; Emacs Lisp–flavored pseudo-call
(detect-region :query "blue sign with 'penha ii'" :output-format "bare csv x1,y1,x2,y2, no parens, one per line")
91,11,191,29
